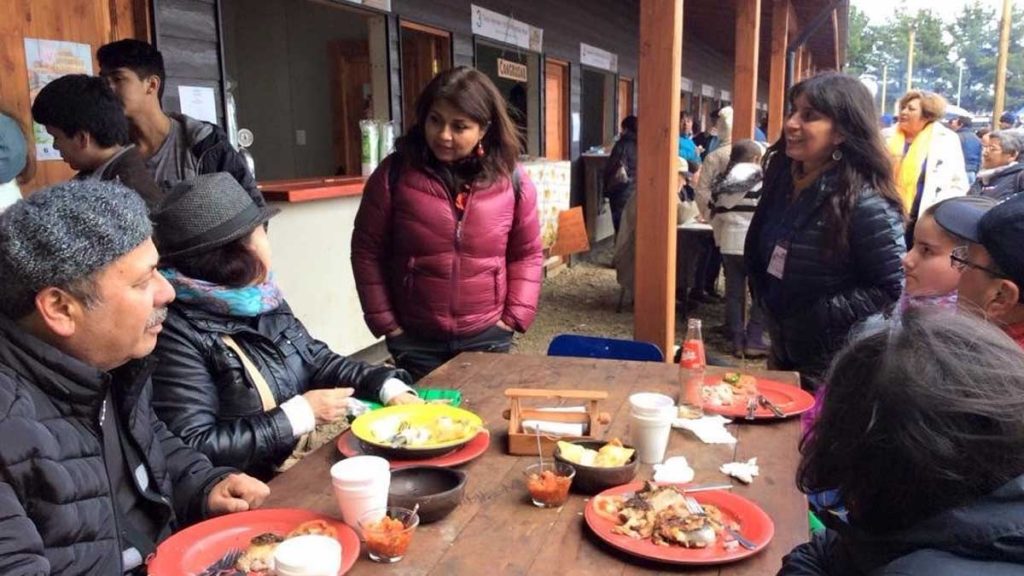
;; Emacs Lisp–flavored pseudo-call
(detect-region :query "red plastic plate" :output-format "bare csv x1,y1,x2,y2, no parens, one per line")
584,482,774,565
336,428,491,469
701,377,816,419
148,508,359,575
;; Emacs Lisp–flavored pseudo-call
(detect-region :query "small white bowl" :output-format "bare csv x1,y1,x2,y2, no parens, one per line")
272,534,342,576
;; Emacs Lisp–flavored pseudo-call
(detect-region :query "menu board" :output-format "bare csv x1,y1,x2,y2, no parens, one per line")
521,159,572,249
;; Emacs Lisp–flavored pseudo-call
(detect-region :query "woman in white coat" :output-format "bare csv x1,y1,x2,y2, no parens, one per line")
887,91,967,241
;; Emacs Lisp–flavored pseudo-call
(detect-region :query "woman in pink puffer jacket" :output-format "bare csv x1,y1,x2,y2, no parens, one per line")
352,67,542,381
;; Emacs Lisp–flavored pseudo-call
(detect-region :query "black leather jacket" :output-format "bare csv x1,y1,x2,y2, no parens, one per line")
746,166,906,386
151,301,411,478
0,315,231,575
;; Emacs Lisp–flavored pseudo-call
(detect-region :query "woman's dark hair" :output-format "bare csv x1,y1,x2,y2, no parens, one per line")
162,232,266,288
798,310,1024,532
763,72,904,256
31,74,130,148
621,115,638,134
395,66,520,183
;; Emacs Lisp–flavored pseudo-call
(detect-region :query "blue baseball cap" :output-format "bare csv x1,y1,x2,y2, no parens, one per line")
934,195,1024,288
0,113,27,184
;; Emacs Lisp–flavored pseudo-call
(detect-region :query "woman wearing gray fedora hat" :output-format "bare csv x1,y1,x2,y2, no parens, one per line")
149,172,420,478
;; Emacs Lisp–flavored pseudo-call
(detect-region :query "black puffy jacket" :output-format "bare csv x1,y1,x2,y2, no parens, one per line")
967,162,1024,201
166,112,264,208
745,165,906,386
151,301,412,478
0,315,232,575
778,475,1024,575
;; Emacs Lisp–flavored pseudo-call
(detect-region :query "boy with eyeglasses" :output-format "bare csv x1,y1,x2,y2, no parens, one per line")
934,194,1024,348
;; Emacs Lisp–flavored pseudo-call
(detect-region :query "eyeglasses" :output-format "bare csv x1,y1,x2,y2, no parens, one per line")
950,246,1007,278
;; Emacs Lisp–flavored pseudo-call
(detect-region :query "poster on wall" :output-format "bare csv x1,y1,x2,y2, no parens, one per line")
521,159,572,250
23,38,94,161
178,86,218,125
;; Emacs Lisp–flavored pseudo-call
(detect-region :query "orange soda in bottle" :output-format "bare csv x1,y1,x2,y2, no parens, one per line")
678,318,706,418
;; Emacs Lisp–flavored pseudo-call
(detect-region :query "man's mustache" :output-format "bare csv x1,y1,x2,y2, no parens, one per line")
146,307,168,329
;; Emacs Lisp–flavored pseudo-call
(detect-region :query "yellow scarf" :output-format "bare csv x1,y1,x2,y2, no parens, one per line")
887,122,935,211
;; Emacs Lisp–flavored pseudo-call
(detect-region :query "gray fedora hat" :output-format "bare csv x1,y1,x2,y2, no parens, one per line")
152,172,278,259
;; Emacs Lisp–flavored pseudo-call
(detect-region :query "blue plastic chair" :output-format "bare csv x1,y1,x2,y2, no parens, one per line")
547,334,664,362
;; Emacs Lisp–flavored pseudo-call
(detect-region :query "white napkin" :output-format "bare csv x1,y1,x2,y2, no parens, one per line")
720,457,759,484
653,456,695,483
522,406,586,437
672,414,737,444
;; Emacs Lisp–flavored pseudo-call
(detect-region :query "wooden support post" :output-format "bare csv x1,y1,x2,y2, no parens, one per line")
993,0,1012,129
767,0,789,142
906,27,915,92
733,0,761,141
635,0,683,361
832,9,840,70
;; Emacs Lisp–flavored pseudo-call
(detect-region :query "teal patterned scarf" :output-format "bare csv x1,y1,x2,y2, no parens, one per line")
161,268,284,317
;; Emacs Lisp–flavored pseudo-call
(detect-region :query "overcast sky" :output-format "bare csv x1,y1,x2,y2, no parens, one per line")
853,0,1007,23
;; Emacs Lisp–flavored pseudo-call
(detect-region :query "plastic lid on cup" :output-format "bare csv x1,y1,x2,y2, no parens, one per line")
272,534,342,576
330,455,390,486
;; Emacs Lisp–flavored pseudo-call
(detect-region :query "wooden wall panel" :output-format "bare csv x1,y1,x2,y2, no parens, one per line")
0,0,149,193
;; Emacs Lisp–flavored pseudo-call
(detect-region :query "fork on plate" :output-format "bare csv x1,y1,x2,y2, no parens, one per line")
197,547,244,576
682,496,757,550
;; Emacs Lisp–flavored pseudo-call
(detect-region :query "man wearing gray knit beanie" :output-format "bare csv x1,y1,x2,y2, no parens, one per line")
0,180,270,574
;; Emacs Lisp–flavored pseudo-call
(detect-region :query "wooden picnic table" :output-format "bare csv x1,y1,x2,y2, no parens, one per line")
264,352,808,575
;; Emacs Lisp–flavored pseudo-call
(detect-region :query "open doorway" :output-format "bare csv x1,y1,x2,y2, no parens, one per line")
400,21,452,132
581,67,615,152
617,76,633,127
221,0,389,180
544,58,569,160
475,38,541,157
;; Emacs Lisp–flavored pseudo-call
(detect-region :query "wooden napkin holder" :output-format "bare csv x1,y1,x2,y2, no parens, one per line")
502,388,610,456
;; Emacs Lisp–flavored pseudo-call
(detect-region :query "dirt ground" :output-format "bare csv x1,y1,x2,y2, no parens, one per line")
512,240,766,371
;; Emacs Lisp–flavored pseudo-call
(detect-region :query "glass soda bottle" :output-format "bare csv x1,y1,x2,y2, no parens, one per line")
678,318,706,418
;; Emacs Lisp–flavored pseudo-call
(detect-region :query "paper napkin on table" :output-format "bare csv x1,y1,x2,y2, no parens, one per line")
720,457,759,484
672,414,737,444
522,406,585,437
653,456,695,483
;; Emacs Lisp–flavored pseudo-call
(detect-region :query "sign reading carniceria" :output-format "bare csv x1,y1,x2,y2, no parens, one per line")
497,58,529,82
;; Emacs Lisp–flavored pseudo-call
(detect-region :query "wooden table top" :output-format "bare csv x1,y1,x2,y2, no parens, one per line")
264,352,808,575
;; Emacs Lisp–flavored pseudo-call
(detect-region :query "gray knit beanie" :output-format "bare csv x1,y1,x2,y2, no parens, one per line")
0,180,151,319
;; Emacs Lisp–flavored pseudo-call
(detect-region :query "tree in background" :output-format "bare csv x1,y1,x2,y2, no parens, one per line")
847,1,1024,115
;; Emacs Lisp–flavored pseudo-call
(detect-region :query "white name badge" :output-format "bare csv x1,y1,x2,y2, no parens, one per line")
768,243,788,280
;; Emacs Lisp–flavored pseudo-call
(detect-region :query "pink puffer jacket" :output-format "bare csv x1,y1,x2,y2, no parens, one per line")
352,156,543,340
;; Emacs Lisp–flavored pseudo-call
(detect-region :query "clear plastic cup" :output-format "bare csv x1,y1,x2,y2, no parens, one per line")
523,461,575,508
358,506,419,563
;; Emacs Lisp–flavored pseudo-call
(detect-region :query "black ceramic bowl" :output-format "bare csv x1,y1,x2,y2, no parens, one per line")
553,440,639,495
388,466,467,524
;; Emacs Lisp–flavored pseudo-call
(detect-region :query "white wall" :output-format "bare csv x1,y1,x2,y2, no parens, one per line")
267,197,378,355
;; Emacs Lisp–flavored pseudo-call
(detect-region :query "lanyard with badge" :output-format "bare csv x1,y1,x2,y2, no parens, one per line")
765,182,829,281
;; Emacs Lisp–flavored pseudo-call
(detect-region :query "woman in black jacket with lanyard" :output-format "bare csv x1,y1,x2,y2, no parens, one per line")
746,73,906,389
149,173,419,479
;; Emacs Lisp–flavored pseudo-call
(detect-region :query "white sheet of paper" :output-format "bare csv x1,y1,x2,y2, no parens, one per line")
177,86,218,125
571,113,581,143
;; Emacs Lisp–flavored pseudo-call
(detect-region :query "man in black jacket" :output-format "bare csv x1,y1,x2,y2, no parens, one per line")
30,73,162,208
0,180,269,574
968,129,1024,201
97,39,265,207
